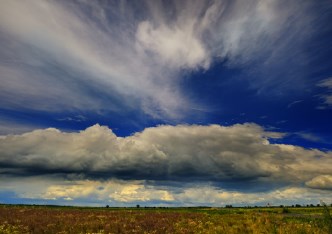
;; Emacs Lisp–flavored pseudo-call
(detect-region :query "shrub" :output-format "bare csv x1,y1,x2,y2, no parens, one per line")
282,207,290,214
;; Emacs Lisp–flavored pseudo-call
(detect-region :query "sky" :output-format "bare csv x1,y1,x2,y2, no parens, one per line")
0,0,332,207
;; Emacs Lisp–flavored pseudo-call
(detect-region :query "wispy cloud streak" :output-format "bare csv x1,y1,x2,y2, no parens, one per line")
0,0,321,119
317,77,332,108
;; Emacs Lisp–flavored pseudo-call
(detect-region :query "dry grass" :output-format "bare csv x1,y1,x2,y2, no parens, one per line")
0,205,330,233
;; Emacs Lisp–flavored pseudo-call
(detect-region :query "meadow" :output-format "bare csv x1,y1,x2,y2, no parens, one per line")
0,204,331,234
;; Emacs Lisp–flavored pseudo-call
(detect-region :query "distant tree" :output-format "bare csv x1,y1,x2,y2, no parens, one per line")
136,204,140,208
225,205,233,208
106,205,109,208
295,204,301,207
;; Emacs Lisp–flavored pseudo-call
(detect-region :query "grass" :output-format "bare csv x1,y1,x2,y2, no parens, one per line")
0,204,331,233
321,202,332,234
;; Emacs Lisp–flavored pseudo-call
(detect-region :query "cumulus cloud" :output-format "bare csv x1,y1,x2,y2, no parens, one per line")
0,176,175,205
1,176,331,206
306,175,332,190
0,0,320,119
43,180,174,202
176,185,332,206
0,123,331,192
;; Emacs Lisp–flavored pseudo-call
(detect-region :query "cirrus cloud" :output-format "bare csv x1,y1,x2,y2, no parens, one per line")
0,0,320,119
317,77,332,109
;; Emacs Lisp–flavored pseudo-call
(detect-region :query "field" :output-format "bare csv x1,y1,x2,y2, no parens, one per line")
0,205,331,234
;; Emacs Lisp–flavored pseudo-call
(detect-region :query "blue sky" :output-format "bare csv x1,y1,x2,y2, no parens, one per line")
0,0,332,207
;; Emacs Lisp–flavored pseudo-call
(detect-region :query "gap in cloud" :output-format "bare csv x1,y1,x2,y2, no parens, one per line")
177,57,332,151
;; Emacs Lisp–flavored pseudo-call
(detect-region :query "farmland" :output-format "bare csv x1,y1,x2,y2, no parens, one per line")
0,205,331,233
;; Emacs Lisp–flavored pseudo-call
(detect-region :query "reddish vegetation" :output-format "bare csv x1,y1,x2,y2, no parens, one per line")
0,205,330,233
0,206,204,233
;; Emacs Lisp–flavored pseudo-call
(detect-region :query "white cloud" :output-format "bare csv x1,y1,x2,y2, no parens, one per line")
287,100,303,109
37,183,332,205
0,119,44,135
57,115,88,122
0,0,186,118
317,77,332,108
176,186,332,206
1,176,331,206
295,132,321,143
136,20,209,69
306,175,332,190
43,180,174,202
318,78,332,89
0,0,318,119
0,123,331,191
0,177,174,204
